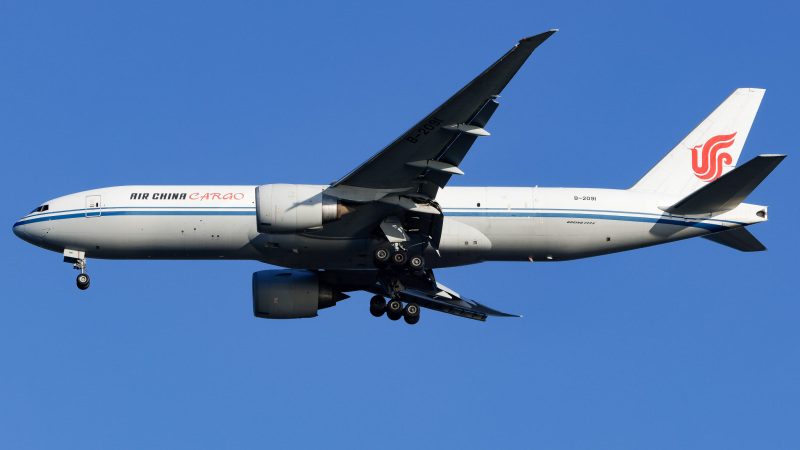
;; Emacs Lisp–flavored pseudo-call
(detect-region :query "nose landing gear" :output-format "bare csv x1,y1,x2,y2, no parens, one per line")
65,249,90,290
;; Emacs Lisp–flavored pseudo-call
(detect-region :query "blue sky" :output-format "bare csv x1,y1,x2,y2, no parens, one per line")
2,1,798,448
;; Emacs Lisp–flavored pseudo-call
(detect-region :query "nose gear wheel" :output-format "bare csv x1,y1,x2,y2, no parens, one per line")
76,273,90,290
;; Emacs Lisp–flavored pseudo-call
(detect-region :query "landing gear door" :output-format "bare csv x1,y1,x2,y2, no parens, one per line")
85,195,101,217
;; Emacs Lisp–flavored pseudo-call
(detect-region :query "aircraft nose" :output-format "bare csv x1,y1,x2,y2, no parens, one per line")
13,221,29,240
12,219,36,243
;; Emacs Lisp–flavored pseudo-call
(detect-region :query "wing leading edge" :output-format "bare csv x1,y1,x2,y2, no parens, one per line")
327,30,557,201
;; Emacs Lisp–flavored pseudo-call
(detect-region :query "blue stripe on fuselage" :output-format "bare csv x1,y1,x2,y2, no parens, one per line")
13,209,256,227
443,210,732,231
14,206,732,232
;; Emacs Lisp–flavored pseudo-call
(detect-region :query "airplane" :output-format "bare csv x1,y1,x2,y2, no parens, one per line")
12,30,785,325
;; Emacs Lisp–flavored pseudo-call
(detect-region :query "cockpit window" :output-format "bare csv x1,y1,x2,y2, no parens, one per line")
30,204,49,213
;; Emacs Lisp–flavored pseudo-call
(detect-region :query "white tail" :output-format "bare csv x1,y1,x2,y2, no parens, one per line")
630,88,765,196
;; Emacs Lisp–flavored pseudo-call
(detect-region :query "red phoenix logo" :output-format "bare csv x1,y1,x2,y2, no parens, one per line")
690,133,736,182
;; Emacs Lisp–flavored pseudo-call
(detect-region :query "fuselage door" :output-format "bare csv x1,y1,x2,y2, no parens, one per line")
85,195,101,217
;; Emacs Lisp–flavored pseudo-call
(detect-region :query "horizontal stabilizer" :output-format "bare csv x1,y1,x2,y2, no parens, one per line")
663,154,786,215
703,227,766,252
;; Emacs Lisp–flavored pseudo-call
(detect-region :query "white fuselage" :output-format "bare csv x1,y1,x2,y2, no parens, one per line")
12,185,768,269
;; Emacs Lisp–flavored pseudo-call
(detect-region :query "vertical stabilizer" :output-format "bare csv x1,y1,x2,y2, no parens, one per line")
630,88,765,196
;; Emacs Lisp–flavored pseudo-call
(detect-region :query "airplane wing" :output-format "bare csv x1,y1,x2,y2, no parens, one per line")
313,32,555,322
317,268,520,322
368,269,520,321
326,30,557,202
397,287,520,322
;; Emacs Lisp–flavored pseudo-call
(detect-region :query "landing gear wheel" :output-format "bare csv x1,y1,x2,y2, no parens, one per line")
369,295,386,317
391,251,407,267
403,302,420,325
408,255,425,271
386,299,403,321
374,246,391,267
76,273,90,290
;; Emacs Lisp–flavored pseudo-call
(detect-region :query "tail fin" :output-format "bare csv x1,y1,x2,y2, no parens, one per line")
630,88,765,196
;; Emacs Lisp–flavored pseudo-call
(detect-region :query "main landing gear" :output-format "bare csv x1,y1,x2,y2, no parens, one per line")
373,245,425,275
371,244,425,324
369,295,420,325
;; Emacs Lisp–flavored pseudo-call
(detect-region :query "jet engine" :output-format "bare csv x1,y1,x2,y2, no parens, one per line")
255,184,351,233
252,269,348,319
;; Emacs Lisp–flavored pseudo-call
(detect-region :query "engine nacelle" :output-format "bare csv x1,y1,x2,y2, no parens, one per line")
252,269,347,319
256,184,348,233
